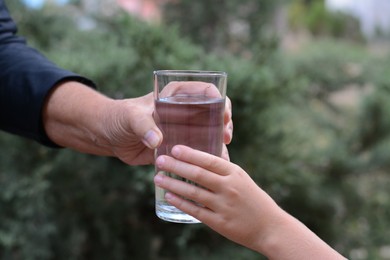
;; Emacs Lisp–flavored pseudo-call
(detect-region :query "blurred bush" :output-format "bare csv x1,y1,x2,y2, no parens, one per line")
162,0,281,59
1,1,390,259
289,0,363,41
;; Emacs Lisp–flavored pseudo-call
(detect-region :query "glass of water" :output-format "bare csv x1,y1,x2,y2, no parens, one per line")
153,70,227,223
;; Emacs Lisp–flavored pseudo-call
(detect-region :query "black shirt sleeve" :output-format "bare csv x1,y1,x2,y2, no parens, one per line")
0,0,96,147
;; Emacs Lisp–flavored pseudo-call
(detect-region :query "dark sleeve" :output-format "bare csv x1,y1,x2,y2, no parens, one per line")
0,0,96,147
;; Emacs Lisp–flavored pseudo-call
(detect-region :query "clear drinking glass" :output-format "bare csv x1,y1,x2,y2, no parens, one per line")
153,70,227,223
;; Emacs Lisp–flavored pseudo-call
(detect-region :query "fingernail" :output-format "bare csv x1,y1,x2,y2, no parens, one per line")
165,192,174,201
171,146,181,157
143,130,160,149
154,173,163,185
155,156,165,168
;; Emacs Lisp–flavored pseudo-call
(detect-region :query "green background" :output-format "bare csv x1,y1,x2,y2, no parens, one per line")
1,0,390,259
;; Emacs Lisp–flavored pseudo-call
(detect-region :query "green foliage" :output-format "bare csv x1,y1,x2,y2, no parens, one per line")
2,1,390,259
162,0,281,60
282,41,390,255
289,0,363,41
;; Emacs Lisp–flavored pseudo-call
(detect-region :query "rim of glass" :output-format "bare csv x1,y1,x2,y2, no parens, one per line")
154,70,227,76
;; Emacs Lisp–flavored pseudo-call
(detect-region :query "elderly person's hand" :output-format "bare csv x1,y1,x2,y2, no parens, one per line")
43,81,233,165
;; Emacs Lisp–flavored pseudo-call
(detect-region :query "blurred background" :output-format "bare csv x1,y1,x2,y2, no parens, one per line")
1,0,390,259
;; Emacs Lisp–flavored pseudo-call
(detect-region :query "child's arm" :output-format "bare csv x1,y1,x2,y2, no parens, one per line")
154,145,347,260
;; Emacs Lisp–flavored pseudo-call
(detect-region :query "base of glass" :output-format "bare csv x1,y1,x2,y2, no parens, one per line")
156,202,201,224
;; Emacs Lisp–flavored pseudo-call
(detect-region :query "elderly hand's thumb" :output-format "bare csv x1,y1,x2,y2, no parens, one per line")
142,128,162,149
130,112,162,149
121,93,163,149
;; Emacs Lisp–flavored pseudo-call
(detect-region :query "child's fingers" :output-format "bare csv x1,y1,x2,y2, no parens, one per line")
164,192,216,223
155,155,221,189
154,173,216,208
171,145,231,176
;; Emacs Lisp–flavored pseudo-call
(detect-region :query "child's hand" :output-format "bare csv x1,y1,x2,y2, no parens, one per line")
154,145,347,260
154,145,281,252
